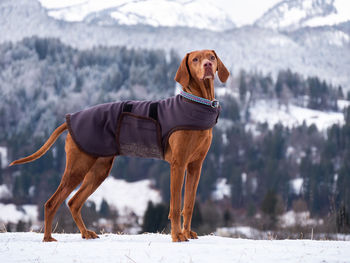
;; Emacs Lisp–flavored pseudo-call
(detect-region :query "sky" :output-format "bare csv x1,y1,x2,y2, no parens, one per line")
212,0,281,26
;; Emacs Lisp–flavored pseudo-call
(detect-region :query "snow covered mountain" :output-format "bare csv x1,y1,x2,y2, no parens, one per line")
256,0,350,31
37,0,282,31
38,0,350,31
1,0,350,91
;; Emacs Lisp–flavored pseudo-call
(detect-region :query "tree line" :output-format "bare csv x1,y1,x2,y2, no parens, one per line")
1,37,349,235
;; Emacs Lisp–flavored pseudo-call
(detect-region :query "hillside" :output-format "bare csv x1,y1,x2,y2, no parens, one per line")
1,233,349,263
1,0,349,91
1,37,350,237
256,0,350,30
1,0,350,242
38,0,350,31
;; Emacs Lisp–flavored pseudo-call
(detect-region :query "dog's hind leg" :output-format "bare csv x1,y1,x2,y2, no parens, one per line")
43,134,97,242
68,156,114,239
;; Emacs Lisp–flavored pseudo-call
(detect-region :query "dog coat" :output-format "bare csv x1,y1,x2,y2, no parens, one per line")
66,94,220,159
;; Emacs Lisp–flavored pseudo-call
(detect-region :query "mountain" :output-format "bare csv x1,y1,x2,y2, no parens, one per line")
256,0,350,31
1,0,350,92
37,0,236,31
37,0,282,31
37,0,350,31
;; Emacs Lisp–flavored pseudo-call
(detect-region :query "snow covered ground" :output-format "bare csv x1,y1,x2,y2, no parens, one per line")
0,185,12,200
279,211,324,228
0,232,349,263
0,204,38,225
68,177,161,218
248,100,344,131
0,177,160,230
0,146,8,168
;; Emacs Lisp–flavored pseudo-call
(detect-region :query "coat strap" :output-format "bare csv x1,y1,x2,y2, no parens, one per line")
149,102,159,121
122,102,133,112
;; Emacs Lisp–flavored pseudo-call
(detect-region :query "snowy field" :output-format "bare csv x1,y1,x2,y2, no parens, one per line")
0,233,349,263
248,100,344,131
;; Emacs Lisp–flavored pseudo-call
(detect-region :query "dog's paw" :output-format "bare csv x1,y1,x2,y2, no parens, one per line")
183,230,198,239
171,232,189,242
82,230,99,240
42,236,57,242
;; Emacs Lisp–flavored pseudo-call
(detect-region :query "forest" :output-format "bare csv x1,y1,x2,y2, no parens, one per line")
0,37,349,237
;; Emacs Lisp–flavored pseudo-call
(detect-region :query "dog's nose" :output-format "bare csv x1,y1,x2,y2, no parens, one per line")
204,61,212,68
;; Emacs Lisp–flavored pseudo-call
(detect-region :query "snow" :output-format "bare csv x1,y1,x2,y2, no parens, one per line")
290,178,303,195
278,7,307,28
256,0,350,31
68,177,161,218
221,133,229,146
248,100,344,131
286,146,295,158
22,205,39,223
215,87,237,98
1,232,349,263
268,36,293,47
212,178,231,200
37,0,88,9
0,178,160,226
279,211,324,228
110,0,234,31
338,99,350,110
0,184,12,200
217,0,282,27
326,30,350,47
0,146,8,168
40,0,131,22
33,0,350,31
38,0,281,30
305,0,350,27
0,204,38,224
217,226,268,239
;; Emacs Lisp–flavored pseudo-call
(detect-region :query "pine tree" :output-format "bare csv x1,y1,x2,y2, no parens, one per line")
275,71,284,98
223,209,232,227
338,86,344,99
141,202,168,233
336,205,350,233
0,159,2,184
261,190,278,229
191,201,203,229
239,70,247,101
99,199,110,218
16,220,26,232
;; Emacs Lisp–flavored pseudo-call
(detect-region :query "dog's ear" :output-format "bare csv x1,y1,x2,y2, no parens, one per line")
175,53,190,89
212,50,229,83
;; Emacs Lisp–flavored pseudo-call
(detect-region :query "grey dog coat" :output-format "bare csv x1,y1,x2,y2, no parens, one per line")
66,95,220,159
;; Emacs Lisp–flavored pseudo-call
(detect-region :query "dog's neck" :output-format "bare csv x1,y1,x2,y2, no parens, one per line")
185,78,215,101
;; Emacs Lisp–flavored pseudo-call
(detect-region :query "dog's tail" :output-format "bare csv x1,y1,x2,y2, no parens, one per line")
9,123,68,166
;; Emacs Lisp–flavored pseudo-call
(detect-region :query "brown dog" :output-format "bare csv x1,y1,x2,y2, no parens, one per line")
10,50,229,242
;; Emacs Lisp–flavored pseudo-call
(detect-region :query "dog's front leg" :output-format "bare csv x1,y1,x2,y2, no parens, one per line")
169,161,188,242
182,159,203,239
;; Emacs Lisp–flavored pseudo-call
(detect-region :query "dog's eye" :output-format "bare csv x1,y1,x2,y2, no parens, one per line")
192,57,198,62
210,55,216,60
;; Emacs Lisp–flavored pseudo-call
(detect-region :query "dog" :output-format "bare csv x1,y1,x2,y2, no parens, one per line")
10,50,229,242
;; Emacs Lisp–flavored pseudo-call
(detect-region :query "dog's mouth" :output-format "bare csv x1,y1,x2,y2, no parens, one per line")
202,69,214,80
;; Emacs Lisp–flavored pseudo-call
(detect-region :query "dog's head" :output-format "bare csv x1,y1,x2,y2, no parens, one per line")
175,50,229,89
